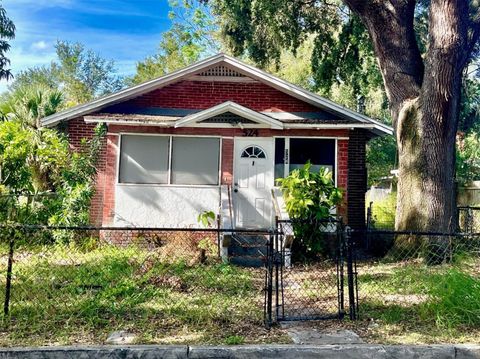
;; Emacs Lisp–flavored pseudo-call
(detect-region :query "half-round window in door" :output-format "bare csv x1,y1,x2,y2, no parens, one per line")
241,145,267,159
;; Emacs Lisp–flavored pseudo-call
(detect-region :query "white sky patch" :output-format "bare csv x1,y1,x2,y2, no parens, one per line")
31,40,48,51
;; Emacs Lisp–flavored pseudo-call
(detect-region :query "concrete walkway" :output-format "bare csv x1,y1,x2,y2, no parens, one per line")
0,344,479,358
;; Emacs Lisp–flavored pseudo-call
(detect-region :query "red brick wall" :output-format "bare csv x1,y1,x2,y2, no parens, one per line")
107,125,349,138
67,118,353,226
337,139,349,222
67,117,107,226
347,129,368,230
102,134,119,225
106,80,322,113
221,138,234,185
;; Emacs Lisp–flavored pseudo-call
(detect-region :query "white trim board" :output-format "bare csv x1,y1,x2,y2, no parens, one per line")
40,53,393,136
174,101,283,129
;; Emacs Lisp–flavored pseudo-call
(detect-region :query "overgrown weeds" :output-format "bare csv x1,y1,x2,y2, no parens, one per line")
0,243,287,346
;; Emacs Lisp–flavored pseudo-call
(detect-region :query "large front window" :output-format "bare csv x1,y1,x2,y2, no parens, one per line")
119,135,220,185
274,138,336,180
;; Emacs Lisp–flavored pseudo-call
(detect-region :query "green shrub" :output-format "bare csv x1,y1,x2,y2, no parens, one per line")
277,162,343,260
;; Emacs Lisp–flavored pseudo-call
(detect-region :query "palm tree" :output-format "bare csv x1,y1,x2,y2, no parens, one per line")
0,85,64,128
0,85,66,192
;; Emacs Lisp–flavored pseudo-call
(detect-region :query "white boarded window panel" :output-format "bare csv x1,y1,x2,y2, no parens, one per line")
256,165,266,189
120,135,169,184
239,165,249,188
171,137,220,185
255,198,265,218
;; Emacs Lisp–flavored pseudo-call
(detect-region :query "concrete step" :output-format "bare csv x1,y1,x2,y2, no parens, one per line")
229,245,268,257
231,235,268,246
228,234,269,267
229,255,266,267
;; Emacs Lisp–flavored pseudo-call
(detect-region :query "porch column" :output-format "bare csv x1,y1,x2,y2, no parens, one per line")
347,129,368,230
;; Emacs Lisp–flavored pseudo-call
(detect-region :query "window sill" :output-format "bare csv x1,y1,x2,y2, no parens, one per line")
116,183,221,189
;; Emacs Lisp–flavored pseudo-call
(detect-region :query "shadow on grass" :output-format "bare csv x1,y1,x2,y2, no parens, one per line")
0,245,266,346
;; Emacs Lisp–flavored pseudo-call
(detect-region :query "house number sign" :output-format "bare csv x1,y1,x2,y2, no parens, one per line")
242,129,259,137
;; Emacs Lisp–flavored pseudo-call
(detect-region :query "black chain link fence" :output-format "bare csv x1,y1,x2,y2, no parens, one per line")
2,209,480,345
271,219,346,322
0,226,272,346
353,205,480,333
457,206,480,233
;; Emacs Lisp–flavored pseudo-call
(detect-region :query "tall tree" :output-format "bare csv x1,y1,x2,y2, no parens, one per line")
209,0,480,232
0,85,67,192
0,4,14,81
8,41,124,106
130,0,220,84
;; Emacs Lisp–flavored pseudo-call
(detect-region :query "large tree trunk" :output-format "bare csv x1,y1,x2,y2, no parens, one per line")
346,0,470,233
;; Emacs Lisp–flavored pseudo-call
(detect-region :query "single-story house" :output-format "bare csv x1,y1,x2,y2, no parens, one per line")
41,53,392,230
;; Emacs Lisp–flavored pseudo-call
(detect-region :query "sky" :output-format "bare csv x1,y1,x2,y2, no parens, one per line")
0,0,174,92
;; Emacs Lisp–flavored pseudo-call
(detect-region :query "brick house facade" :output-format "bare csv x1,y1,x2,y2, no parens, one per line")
44,54,391,230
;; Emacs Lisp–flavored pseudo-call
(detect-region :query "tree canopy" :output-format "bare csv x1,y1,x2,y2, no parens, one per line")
0,4,14,81
130,0,220,85
207,0,480,232
9,41,124,106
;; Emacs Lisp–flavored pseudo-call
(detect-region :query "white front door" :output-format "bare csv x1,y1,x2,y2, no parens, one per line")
233,138,274,228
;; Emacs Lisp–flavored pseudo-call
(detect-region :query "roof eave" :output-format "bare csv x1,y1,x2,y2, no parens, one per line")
174,101,284,130
41,54,227,127
41,53,394,136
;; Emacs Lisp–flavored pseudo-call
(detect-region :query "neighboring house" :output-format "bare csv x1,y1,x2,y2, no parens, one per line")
41,54,392,230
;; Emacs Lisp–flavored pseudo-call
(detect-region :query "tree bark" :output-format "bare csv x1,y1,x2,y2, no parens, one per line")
346,0,470,233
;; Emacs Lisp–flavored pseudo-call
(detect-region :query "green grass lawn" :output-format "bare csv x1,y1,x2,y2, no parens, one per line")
0,243,289,346
1,240,479,346
355,253,480,344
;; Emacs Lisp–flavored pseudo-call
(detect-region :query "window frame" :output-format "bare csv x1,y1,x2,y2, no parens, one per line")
117,133,222,187
273,136,340,187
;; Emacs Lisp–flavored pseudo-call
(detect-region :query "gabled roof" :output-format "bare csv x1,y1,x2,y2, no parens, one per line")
41,53,393,136
175,101,283,129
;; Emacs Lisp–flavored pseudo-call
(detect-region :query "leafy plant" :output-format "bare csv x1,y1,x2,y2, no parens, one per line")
50,123,106,242
276,162,342,221
197,210,216,228
276,162,342,260
196,210,218,262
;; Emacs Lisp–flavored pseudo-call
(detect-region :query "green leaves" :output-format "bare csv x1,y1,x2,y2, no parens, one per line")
277,162,342,221
197,210,216,228
0,4,14,81
130,1,219,85
277,162,343,260
456,131,480,185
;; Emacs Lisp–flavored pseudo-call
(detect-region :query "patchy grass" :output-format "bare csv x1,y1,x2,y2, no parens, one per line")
355,255,480,343
1,240,480,346
0,243,289,346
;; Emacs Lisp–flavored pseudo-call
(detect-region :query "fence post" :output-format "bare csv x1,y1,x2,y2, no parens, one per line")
345,226,358,320
264,233,274,328
3,228,14,317
216,214,221,258
337,218,345,319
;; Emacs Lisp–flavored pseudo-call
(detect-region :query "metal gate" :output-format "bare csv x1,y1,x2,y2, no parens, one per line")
265,219,357,326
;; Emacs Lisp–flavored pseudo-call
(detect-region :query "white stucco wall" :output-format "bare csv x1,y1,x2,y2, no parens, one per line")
113,185,220,227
